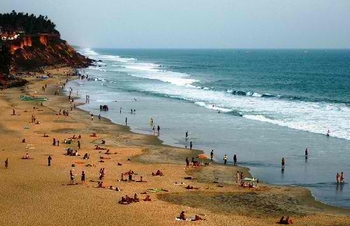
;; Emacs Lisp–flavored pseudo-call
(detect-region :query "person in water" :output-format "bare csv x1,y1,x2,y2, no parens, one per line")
340,172,345,183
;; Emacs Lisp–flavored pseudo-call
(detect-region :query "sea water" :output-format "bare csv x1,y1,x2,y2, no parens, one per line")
67,48,350,208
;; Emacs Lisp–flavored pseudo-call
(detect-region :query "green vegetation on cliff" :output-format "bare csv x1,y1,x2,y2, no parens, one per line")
0,10,58,34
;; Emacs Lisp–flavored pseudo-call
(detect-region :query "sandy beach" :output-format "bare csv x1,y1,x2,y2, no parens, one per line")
0,67,350,226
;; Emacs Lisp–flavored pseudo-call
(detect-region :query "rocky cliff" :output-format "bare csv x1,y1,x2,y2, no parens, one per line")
10,35,92,71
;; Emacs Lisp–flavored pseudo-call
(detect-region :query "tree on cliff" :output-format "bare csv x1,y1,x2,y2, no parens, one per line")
0,11,58,34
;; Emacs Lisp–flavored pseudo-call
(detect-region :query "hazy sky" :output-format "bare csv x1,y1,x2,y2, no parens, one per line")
1,0,350,48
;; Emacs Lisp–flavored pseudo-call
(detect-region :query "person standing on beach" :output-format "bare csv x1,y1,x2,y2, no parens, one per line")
81,171,86,184
47,155,52,166
157,125,160,135
223,154,228,164
233,154,237,166
5,158,8,169
210,150,214,161
91,114,94,121
70,170,75,184
186,157,189,167
53,138,56,146
189,141,193,150
77,141,81,149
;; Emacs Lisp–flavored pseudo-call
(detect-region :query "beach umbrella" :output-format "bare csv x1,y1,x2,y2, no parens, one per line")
197,154,209,164
197,154,209,159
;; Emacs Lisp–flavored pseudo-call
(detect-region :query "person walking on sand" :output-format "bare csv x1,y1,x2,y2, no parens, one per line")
223,154,228,164
233,154,237,166
5,158,8,169
70,170,75,184
47,155,52,166
189,141,193,150
210,150,214,161
81,171,86,184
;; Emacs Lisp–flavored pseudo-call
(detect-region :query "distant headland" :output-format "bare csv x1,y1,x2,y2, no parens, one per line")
0,10,92,88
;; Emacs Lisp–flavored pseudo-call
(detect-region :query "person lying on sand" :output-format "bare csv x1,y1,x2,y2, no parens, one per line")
176,211,205,221
101,140,106,144
185,185,199,190
100,156,111,160
94,145,107,150
108,186,122,191
152,170,164,176
22,153,33,160
136,176,147,182
174,182,185,185
43,133,49,137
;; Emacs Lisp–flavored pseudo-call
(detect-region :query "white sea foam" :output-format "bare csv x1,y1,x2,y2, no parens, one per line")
137,83,350,140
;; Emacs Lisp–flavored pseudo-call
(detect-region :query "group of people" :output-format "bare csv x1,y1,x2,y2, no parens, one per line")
118,193,151,205
223,154,237,165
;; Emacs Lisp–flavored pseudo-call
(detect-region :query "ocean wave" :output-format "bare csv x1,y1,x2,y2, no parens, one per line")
226,89,350,105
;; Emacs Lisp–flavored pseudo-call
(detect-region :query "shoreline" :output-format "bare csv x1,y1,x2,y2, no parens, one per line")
66,70,349,212
0,66,349,225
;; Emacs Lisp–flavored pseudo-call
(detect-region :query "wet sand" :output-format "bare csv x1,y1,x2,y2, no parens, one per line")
0,67,349,226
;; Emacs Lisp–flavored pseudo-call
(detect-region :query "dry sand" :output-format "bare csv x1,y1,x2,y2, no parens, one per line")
0,67,349,226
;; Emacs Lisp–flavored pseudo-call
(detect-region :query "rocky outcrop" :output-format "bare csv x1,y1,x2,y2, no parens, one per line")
10,35,92,71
